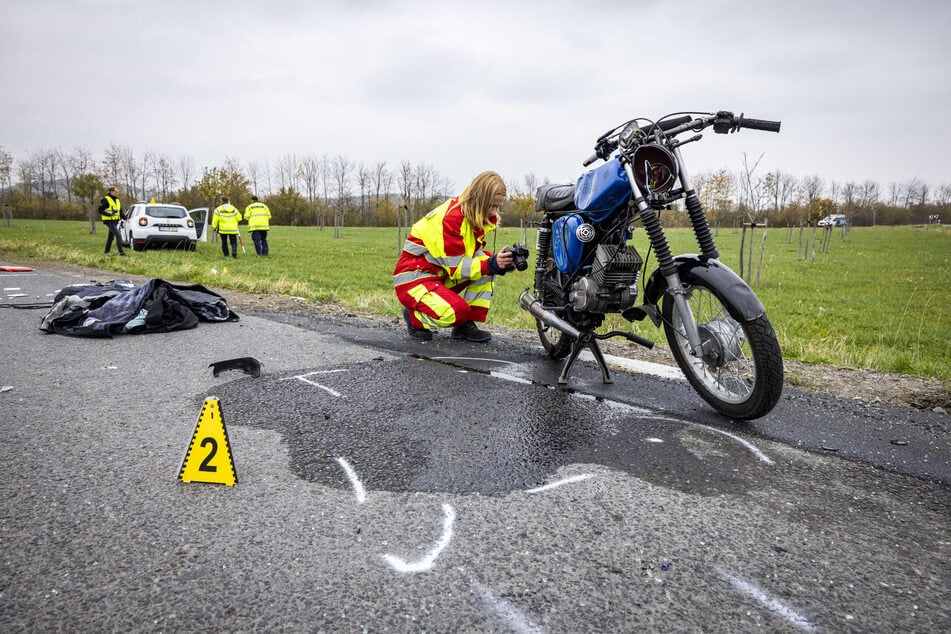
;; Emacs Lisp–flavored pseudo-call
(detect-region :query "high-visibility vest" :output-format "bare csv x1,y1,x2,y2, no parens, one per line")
244,202,271,231
392,197,497,288
212,204,241,234
100,195,121,221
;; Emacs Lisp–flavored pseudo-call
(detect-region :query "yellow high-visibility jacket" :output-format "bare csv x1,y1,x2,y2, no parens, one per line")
212,204,241,235
244,201,271,231
392,197,497,289
99,195,121,221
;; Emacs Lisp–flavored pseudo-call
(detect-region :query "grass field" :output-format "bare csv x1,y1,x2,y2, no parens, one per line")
2,219,949,381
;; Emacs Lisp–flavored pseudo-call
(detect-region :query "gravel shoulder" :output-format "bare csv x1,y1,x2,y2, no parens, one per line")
27,262,951,413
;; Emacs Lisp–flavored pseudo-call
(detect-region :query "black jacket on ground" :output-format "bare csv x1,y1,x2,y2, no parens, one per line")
39,279,238,337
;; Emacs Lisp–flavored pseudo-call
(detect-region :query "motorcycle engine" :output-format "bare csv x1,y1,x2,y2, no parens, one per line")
568,244,642,313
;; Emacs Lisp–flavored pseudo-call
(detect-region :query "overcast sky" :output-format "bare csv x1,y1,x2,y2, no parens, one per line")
2,0,949,195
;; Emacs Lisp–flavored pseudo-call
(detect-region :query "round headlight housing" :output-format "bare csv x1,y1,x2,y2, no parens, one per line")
632,144,679,195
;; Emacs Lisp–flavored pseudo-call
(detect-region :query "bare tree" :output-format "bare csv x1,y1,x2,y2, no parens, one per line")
371,160,391,203
246,160,261,197
331,154,353,238
275,153,299,192
300,155,321,204
355,162,372,225
523,172,539,197
399,159,414,216
176,154,196,192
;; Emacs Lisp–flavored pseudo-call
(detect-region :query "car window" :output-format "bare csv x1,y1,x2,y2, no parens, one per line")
146,206,187,219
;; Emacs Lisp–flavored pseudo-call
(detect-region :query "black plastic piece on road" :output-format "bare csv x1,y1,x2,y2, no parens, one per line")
210,356,262,378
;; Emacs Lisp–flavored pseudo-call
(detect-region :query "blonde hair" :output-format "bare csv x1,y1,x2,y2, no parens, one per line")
458,171,507,229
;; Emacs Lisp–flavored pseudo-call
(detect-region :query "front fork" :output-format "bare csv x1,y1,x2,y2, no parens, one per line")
622,159,705,357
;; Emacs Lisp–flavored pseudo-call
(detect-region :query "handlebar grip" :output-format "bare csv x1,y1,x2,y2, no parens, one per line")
739,116,781,133
582,153,599,167
657,115,694,131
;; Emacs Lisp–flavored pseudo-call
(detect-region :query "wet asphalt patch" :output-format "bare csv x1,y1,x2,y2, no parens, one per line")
211,356,771,497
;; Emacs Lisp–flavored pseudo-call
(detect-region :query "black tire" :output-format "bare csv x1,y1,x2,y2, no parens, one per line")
131,241,144,252
662,280,783,420
534,256,573,359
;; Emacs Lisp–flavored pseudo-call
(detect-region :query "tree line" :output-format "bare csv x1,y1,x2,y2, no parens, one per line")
1,144,948,229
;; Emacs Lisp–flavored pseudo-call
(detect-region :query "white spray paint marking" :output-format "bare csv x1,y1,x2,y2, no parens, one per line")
381,503,455,573
645,437,665,443
472,580,546,634
280,370,348,397
637,414,774,465
525,473,595,493
3,287,21,291
335,457,367,504
489,371,534,385
578,349,686,380
718,569,816,632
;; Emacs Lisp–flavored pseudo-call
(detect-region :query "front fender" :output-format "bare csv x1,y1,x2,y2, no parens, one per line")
644,255,765,321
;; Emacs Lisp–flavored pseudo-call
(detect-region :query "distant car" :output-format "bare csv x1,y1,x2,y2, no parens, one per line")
818,214,847,227
119,202,205,251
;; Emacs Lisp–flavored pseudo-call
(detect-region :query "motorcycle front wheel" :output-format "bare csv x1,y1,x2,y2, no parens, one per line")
661,281,783,420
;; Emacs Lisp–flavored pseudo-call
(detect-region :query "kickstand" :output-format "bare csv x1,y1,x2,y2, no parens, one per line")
558,333,613,385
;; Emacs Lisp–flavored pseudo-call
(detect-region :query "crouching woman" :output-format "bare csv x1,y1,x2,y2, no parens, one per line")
392,171,515,343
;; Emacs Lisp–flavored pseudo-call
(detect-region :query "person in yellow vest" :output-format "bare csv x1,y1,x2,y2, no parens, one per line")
392,171,523,343
243,195,271,256
212,195,241,258
97,185,126,255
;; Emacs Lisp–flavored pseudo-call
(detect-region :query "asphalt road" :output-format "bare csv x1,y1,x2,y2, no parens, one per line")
1,264,949,632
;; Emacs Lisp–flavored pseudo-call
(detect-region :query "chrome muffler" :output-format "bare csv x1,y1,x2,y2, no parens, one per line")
518,291,581,339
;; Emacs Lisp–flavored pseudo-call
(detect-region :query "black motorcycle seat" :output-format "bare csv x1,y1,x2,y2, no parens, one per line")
535,183,577,215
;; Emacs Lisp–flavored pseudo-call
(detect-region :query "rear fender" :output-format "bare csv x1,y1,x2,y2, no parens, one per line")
644,255,765,322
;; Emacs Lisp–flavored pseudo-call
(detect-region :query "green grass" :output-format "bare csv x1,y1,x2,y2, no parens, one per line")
2,219,949,381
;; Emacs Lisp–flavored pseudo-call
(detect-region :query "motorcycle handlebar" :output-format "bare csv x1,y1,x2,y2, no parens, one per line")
738,115,781,133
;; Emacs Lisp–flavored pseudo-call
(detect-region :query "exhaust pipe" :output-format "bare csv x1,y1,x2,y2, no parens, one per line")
518,291,581,339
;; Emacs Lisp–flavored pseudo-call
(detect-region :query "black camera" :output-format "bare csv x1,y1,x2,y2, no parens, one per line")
505,243,530,272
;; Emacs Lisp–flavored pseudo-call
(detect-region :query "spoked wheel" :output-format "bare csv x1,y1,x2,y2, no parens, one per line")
534,257,573,360
662,281,783,419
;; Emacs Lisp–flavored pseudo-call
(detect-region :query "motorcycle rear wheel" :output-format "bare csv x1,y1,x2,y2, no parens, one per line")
662,281,783,420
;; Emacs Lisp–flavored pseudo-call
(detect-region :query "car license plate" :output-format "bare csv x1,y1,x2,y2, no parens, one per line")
158,226,178,231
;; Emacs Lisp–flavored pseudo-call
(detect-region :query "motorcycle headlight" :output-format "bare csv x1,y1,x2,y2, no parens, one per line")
632,144,679,195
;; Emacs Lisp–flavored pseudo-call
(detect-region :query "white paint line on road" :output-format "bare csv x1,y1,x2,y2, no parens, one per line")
642,414,774,465
335,457,367,504
718,569,816,632
472,580,546,634
525,473,596,494
280,370,347,397
578,349,686,380
381,503,455,574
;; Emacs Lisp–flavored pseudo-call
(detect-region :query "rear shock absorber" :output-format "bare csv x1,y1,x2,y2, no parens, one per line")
534,220,552,296
685,192,719,260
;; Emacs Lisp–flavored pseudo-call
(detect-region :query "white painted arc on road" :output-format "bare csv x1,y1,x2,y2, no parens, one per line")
381,503,456,573
718,569,816,631
335,457,367,504
472,580,546,634
525,473,596,493
433,356,521,366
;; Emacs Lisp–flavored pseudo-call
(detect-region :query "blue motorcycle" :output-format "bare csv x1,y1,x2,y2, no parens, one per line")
520,110,784,419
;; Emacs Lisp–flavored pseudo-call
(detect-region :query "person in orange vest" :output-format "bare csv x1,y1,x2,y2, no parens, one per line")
97,185,126,256
243,195,271,256
212,195,241,258
392,171,522,343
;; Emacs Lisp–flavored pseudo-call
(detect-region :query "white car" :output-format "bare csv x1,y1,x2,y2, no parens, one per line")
119,202,207,251
817,214,847,227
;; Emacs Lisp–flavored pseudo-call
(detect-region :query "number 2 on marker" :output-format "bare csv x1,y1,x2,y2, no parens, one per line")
199,437,218,472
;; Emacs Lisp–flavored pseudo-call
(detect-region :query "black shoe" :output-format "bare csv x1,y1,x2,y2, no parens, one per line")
118,252,126,256
451,320,492,343
402,308,432,341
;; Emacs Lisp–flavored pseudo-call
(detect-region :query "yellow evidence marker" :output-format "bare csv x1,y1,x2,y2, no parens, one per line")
178,397,238,486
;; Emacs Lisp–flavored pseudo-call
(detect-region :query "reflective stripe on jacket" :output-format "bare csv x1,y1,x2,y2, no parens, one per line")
392,197,497,289
100,195,121,221
212,204,241,234
244,202,271,231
